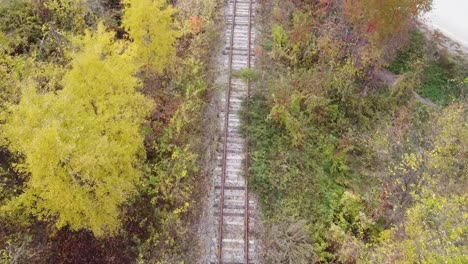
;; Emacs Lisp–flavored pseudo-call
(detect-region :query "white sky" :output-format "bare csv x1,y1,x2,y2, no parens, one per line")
425,0,468,47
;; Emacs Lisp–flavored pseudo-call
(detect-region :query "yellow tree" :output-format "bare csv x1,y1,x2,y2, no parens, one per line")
367,190,467,263
2,24,153,236
365,103,467,263
122,0,180,74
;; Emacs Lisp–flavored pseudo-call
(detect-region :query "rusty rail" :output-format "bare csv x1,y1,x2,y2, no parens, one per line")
218,0,254,263
244,0,254,263
218,0,238,261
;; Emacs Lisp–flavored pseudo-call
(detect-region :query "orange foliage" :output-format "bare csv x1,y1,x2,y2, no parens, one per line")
255,45,265,58
343,0,431,44
188,16,201,34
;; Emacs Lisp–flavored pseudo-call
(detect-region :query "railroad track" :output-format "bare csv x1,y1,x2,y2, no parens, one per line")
210,0,256,263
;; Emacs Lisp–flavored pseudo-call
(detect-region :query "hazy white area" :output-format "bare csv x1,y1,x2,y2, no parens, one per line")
424,0,468,47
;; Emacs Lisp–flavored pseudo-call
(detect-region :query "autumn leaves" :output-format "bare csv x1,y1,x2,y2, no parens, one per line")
1,0,178,236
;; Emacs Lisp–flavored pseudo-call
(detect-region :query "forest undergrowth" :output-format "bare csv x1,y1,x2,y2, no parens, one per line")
243,0,467,263
0,0,222,262
0,0,466,263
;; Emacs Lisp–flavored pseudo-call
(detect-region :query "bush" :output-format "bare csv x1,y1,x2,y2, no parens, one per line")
243,96,349,261
0,0,43,54
238,67,259,82
388,31,426,74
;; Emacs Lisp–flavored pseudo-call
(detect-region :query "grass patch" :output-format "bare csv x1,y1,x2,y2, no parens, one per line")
388,30,426,74
420,63,450,104
388,30,465,105
233,68,259,82
419,60,466,105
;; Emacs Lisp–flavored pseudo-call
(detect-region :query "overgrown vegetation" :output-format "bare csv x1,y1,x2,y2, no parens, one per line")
0,0,221,262
1,0,466,262
389,30,465,105
245,0,467,263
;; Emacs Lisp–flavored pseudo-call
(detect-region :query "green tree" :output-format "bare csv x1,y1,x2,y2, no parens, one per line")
122,0,180,74
1,24,153,236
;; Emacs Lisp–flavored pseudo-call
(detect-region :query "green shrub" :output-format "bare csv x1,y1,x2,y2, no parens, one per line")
0,0,42,54
238,67,259,82
388,31,426,74
272,24,288,48
243,96,348,261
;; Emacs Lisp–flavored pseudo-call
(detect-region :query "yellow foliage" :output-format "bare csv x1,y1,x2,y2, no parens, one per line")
122,0,180,74
44,0,87,32
367,191,468,263
2,24,153,236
